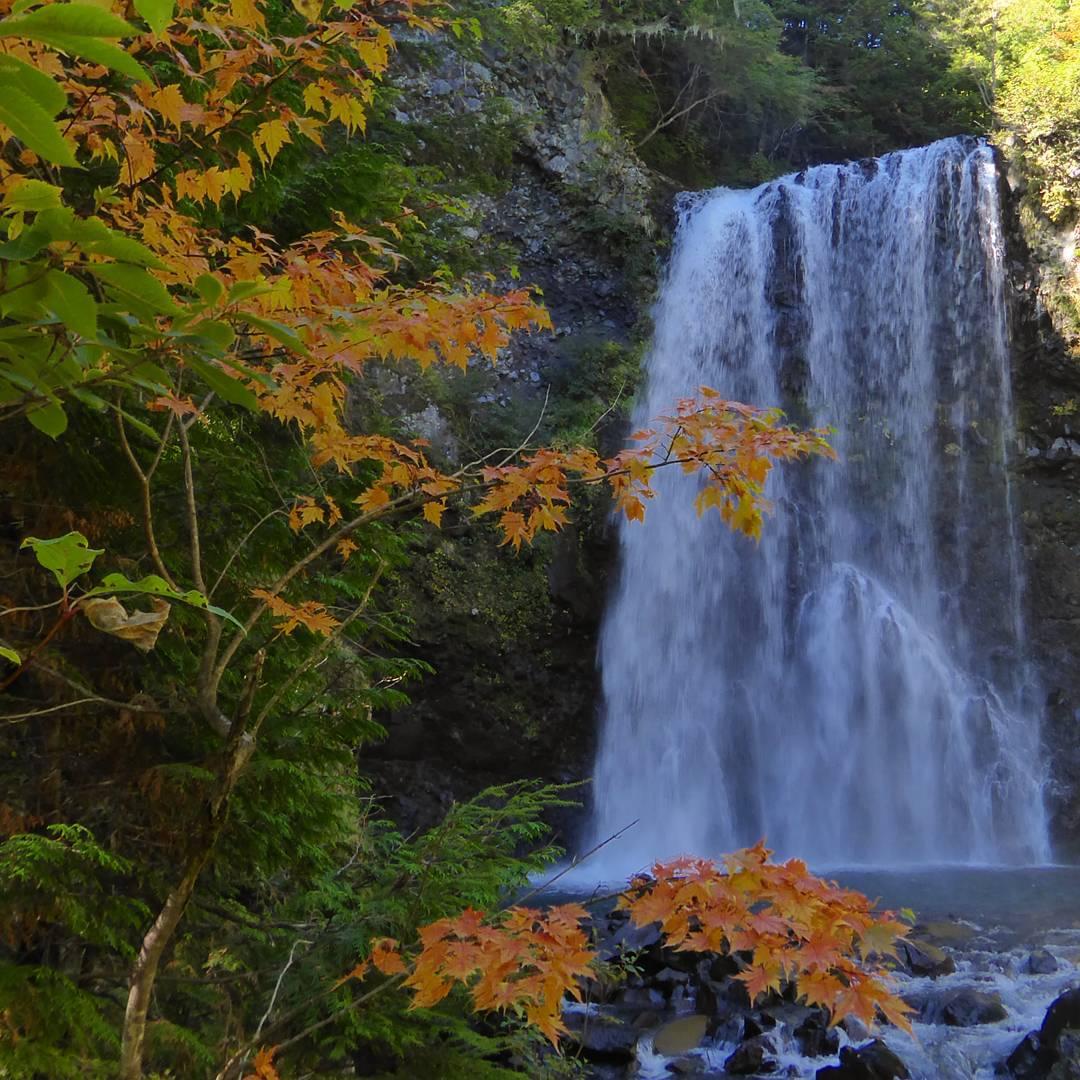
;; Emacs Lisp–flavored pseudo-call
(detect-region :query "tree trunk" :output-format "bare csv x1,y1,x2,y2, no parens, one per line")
119,855,209,1080
118,729,257,1078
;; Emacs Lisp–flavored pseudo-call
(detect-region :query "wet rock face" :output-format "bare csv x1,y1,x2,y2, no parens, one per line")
1002,158,1080,854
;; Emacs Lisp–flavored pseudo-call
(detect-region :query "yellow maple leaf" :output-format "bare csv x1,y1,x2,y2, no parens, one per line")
152,84,185,129
422,499,447,527
230,0,265,31
288,499,324,533
253,118,291,165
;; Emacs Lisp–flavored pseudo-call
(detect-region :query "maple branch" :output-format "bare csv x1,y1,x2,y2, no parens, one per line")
115,406,179,590
2,697,120,722
176,419,233,738
178,420,208,597
126,28,346,196
208,490,426,695
1,672,169,721
251,562,385,732
0,598,64,617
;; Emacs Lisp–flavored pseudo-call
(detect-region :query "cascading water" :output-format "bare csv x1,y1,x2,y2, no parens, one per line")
589,137,1050,872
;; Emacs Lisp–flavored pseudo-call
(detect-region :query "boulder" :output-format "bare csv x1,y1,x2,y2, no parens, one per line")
907,986,1007,1026
894,939,955,977
816,1039,911,1079
1053,1030,1080,1078
564,1008,638,1060
938,988,1008,1026
654,966,691,987
652,1015,709,1057
725,1034,778,1075
795,1013,841,1058
667,1057,706,1075
1007,987,1080,1078
598,918,661,961
614,986,665,1010
1027,949,1060,975
743,1012,777,1039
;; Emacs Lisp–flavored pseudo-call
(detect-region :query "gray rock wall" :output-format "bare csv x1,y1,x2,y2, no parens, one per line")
1001,158,1080,855
366,34,663,839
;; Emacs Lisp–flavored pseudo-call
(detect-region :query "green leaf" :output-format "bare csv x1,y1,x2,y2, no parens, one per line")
0,221,52,259
194,273,224,305
226,280,271,304
70,218,165,268
89,263,179,316
186,319,235,353
29,31,149,83
3,179,63,212
0,645,20,665
187,356,257,410
237,312,310,357
0,4,134,38
0,87,77,167
133,0,173,35
44,269,98,339
0,54,66,116
21,530,103,587
26,399,67,437
84,573,245,630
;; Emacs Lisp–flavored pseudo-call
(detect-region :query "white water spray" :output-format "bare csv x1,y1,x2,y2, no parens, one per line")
589,137,1049,872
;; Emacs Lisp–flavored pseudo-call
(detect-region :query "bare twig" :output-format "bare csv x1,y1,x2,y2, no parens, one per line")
503,819,639,912
253,937,313,1043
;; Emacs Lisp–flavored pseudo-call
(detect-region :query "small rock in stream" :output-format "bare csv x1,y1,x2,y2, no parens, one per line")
816,1039,911,1079
894,938,956,977
940,987,1008,1026
725,1034,778,1075
667,1056,706,1075
1026,948,1060,974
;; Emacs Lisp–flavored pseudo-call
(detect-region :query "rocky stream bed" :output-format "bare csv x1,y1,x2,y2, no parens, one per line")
554,867,1080,1079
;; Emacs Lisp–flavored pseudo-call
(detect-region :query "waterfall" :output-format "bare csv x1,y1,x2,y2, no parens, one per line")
589,137,1050,872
